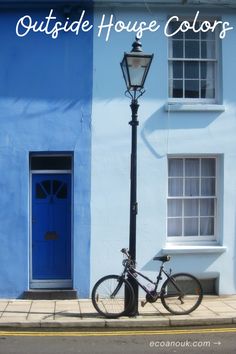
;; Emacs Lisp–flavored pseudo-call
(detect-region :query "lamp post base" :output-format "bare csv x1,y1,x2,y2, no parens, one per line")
126,275,139,317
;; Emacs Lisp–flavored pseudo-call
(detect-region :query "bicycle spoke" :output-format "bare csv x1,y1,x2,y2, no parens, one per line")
161,273,203,315
91,275,134,318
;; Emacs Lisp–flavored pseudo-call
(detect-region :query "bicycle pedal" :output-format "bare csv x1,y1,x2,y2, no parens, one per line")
141,300,147,307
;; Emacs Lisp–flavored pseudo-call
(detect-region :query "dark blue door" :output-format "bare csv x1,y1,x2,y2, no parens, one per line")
32,174,71,280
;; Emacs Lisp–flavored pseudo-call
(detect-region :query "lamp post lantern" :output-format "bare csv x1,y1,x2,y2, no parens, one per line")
120,37,153,316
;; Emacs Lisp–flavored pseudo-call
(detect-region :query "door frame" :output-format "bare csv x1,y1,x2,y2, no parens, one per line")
29,169,73,289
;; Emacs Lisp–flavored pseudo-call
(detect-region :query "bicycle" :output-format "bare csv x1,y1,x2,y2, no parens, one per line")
91,248,203,318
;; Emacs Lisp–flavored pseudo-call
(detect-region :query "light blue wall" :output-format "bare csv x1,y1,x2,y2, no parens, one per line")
0,8,93,297
91,5,236,294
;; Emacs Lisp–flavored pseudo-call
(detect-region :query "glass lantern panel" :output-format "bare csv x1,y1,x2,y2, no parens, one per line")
126,56,151,88
121,57,130,88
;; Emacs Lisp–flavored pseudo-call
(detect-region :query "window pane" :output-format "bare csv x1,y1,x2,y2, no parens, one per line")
201,80,215,99
173,61,183,78
53,180,62,195
53,180,68,199
169,159,183,177
185,178,199,196
201,41,215,59
31,156,72,170
201,178,215,196
169,178,183,196
169,22,183,39
184,218,198,236
200,217,214,235
185,80,199,98
201,159,216,176
168,218,182,236
173,41,183,58
185,158,200,177
185,62,199,79
185,40,200,58
168,200,182,217
173,80,183,97
201,62,214,80
184,199,198,217
200,199,215,216
42,180,51,195
57,184,67,199
201,30,215,40
36,184,47,199
185,25,200,40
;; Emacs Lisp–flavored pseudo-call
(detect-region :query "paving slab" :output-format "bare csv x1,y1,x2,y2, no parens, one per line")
222,301,236,308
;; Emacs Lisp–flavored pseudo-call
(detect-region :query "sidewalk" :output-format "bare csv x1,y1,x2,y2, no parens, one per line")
0,295,236,328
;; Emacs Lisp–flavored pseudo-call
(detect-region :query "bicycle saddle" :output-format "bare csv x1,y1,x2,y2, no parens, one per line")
153,255,171,262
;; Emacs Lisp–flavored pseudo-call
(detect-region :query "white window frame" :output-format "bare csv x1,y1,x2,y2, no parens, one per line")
168,16,220,104
167,156,219,244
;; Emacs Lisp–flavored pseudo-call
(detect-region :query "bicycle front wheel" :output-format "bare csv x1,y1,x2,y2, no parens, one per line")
91,275,134,318
161,273,203,315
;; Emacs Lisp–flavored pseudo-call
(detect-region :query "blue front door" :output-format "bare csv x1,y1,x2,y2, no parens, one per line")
32,174,71,280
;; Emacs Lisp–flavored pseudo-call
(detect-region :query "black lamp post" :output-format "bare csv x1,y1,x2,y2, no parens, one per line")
120,38,153,315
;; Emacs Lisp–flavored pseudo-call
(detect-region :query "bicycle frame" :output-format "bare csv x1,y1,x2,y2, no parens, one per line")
122,262,168,297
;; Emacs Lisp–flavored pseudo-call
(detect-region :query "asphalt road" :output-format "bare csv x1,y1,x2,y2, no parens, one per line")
0,326,235,354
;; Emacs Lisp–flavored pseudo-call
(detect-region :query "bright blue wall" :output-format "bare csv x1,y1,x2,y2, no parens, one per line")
0,8,93,297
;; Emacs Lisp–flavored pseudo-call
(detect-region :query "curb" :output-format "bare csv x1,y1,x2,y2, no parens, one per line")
0,316,235,329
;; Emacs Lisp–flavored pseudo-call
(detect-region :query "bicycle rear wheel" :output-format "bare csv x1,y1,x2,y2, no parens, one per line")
161,273,203,315
91,275,134,318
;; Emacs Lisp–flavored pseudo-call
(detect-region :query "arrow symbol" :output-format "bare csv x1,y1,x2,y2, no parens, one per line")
213,342,221,345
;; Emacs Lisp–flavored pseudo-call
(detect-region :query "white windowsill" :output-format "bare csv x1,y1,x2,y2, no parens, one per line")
165,103,225,112
162,245,227,254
